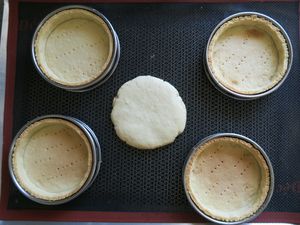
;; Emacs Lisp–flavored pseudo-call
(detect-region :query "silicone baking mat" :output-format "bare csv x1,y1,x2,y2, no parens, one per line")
0,0,299,223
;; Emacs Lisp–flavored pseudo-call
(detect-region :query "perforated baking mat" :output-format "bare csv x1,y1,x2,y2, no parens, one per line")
0,0,299,223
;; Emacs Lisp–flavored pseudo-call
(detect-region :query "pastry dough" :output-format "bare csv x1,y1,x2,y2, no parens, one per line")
208,15,288,94
111,76,186,149
34,9,113,86
185,137,270,221
12,119,93,201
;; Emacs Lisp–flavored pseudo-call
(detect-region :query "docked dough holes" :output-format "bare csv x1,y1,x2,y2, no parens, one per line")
111,76,187,150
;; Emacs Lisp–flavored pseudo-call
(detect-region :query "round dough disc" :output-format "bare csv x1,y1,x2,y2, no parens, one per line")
111,76,186,149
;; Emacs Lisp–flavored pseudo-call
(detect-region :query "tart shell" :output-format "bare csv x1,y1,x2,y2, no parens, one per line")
12,118,93,201
184,136,270,222
207,15,289,95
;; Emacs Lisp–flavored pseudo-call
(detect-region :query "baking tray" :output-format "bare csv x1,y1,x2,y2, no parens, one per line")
0,0,299,223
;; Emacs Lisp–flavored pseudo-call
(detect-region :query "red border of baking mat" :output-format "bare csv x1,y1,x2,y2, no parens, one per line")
0,0,299,222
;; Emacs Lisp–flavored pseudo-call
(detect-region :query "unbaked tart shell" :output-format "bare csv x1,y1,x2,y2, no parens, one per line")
12,118,93,201
185,137,270,222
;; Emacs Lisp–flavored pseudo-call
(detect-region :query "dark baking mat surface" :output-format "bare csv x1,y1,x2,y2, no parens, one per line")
7,2,300,213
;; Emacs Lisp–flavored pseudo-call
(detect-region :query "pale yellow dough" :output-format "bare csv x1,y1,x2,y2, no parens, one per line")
208,15,288,94
111,76,187,150
185,137,270,222
34,9,113,86
12,119,93,201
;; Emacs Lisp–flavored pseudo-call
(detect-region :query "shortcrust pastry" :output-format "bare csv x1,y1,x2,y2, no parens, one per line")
185,137,270,221
34,9,113,87
12,118,93,201
208,15,288,94
111,76,186,149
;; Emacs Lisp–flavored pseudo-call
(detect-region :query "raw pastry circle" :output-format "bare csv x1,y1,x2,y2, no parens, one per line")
111,76,187,149
185,137,270,222
208,15,289,94
34,8,113,86
12,118,93,201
